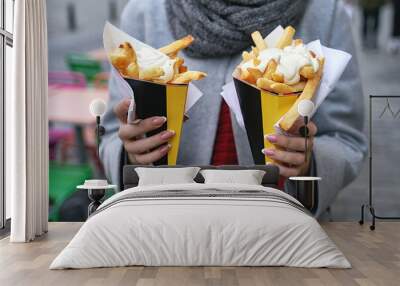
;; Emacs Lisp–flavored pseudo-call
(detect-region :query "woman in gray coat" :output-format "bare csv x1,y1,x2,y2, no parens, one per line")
100,0,367,217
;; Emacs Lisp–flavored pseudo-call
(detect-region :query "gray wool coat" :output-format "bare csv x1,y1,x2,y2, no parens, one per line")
100,0,368,217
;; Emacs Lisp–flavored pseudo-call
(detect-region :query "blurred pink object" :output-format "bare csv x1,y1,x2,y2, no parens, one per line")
48,71,87,89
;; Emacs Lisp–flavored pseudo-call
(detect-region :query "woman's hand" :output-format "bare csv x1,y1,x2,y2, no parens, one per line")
263,122,317,178
114,99,175,164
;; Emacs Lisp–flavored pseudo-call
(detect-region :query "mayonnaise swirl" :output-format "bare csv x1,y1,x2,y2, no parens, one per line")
240,43,319,85
137,47,175,82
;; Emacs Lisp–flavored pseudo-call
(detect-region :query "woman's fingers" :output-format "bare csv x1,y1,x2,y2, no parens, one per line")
134,144,171,165
118,116,167,140
263,148,305,165
124,130,175,154
265,134,313,152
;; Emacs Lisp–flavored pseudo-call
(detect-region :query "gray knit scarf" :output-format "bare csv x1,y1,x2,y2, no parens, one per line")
165,0,309,58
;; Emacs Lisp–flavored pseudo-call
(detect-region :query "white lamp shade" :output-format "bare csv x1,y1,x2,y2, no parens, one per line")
297,100,315,117
89,99,107,117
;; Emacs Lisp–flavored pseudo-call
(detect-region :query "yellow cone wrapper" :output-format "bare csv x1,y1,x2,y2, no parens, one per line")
125,78,188,165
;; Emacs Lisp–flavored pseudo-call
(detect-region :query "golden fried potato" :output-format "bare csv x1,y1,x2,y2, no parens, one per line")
251,46,259,57
179,65,188,73
256,78,275,92
276,26,296,49
251,31,267,50
159,35,194,56
290,81,307,93
247,68,263,81
279,58,325,131
171,71,207,84
240,69,257,85
253,58,261,66
263,60,277,80
270,83,296,94
139,67,165,81
299,65,316,79
110,42,137,73
173,57,184,74
257,78,298,94
272,72,284,83
125,62,139,79
242,51,253,62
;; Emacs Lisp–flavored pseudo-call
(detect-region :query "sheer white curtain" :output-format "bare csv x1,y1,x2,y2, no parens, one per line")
8,0,49,242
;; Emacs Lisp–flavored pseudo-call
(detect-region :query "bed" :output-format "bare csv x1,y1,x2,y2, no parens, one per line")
50,165,350,269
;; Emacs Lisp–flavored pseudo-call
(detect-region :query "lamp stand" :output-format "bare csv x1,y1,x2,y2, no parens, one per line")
299,116,309,164
95,115,105,160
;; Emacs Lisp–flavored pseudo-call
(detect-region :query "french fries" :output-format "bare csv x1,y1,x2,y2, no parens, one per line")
257,78,298,94
125,62,139,78
109,42,137,72
299,65,315,79
242,51,253,62
159,35,194,56
109,36,206,84
271,72,284,83
276,26,296,49
171,71,207,84
279,58,325,131
240,69,257,85
247,68,263,81
139,67,165,81
251,31,267,51
263,60,277,80
236,26,325,131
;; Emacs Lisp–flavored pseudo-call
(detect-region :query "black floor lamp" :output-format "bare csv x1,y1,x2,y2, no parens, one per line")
359,95,400,230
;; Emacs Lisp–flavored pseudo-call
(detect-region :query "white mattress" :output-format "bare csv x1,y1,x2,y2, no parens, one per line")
50,183,350,269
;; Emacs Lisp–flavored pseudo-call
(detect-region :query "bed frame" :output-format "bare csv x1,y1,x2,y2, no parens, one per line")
122,165,280,190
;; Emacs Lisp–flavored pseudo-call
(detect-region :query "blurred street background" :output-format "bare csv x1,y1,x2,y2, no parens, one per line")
47,0,400,221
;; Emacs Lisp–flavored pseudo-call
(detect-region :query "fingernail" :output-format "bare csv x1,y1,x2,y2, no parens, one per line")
262,149,275,156
160,130,175,139
160,144,171,153
152,116,167,125
265,134,277,143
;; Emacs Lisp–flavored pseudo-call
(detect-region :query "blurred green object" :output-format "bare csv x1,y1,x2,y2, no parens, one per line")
359,0,386,10
49,162,93,221
65,53,102,82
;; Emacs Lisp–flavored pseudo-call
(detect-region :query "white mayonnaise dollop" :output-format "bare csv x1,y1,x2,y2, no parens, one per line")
137,48,175,82
240,43,319,85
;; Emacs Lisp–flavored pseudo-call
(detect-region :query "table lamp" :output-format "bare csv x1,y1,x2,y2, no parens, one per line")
76,99,116,216
297,99,315,165
89,99,107,158
288,99,321,213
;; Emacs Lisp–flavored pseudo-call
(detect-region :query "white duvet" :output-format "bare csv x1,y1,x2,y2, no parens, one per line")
50,183,350,269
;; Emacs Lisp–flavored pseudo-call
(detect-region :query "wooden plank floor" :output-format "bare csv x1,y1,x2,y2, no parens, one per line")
0,222,399,286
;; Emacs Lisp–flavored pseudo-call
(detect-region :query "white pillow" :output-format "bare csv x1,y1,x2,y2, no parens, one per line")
200,169,265,185
135,167,201,186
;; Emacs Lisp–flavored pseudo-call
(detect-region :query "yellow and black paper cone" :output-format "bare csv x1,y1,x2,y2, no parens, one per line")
233,78,298,164
125,78,188,166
